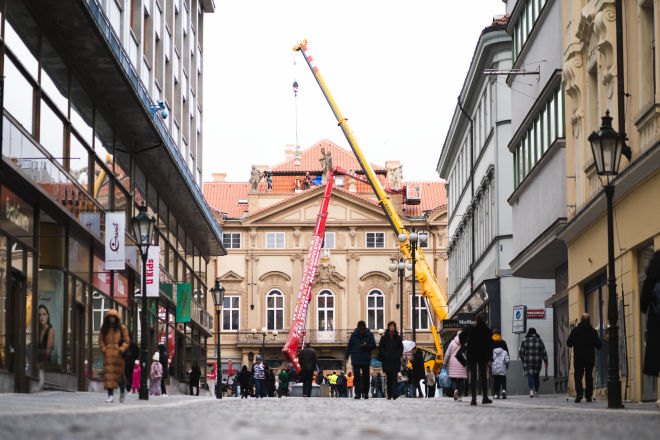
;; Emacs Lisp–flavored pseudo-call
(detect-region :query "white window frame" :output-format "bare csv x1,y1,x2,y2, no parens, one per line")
222,233,241,249
367,290,385,330
366,232,385,249
92,292,111,332
321,232,335,249
317,289,335,331
411,295,431,330
266,290,284,330
222,296,240,331
266,232,285,249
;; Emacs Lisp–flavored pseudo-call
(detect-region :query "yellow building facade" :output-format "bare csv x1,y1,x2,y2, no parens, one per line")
562,0,659,401
203,141,448,378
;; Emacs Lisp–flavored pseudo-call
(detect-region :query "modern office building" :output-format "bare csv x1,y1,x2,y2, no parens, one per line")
0,0,224,394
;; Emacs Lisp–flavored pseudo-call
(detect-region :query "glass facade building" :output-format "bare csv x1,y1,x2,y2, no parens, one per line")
0,0,224,393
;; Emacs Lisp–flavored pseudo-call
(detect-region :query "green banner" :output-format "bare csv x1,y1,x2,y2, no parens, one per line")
176,283,191,323
160,283,174,301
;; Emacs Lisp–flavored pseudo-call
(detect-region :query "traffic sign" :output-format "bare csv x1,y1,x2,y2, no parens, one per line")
513,305,527,334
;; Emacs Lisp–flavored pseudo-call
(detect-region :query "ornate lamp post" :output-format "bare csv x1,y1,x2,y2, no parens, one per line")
131,202,156,401
210,279,225,399
587,110,626,409
251,327,278,360
398,228,430,342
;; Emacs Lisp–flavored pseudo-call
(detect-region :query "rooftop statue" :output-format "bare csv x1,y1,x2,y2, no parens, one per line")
249,165,262,192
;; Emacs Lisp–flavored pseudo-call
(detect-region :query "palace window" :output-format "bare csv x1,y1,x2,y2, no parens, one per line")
267,290,284,330
367,290,384,330
366,232,385,248
222,297,240,330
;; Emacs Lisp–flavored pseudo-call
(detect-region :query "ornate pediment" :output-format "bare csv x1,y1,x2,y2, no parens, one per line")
219,270,244,282
358,271,393,296
257,271,293,296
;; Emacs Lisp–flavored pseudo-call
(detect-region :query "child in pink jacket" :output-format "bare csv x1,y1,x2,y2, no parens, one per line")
132,360,141,394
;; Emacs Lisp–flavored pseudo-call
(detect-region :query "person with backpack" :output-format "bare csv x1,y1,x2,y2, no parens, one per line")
519,328,548,398
566,313,602,403
641,250,660,412
150,352,163,396
425,366,436,398
346,372,354,398
444,331,468,402
337,371,347,397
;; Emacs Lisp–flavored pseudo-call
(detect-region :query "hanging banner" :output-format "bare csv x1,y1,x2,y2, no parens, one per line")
145,246,160,297
105,212,125,270
176,283,191,322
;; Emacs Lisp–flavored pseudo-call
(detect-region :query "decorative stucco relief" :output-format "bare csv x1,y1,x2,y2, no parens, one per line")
257,271,293,296
593,2,617,100
358,271,393,296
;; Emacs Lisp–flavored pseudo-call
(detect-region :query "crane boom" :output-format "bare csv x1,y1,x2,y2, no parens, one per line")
292,39,448,362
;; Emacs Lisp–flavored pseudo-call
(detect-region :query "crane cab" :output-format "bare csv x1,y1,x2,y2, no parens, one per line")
402,184,422,205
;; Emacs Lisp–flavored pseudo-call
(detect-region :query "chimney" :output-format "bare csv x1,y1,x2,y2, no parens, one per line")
285,144,295,159
212,173,226,183
385,160,400,170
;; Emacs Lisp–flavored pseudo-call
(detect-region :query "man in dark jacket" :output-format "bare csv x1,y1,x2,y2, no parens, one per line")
410,347,426,398
345,321,376,399
286,364,298,387
298,343,318,397
462,313,493,405
567,313,602,403
158,344,169,396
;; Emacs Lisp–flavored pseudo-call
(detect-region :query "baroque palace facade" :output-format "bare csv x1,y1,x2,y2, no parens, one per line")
203,140,448,378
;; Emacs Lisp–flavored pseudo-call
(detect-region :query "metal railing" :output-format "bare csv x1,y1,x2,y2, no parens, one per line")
190,297,214,333
236,329,413,345
84,0,223,240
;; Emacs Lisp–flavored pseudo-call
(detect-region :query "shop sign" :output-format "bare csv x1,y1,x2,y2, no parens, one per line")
145,246,160,297
440,319,460,330
513,305,527,334
160,283,174,301
105,212,125,270
1,185,33,236
457,313,476,327
114,272,129,307
527,309,546,319
176,283,191,322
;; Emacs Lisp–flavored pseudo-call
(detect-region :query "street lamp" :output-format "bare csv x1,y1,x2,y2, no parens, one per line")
398,227,430,343
588,110,626,409
251,327,278,359
131,202,156,401
210,279,225,399
388,259,406,333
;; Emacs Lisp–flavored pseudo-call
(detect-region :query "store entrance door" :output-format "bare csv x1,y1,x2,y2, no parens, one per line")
7,268,27,393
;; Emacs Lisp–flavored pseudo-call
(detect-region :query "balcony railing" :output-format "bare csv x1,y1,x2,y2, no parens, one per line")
190,298,214,334
84,0,222,240
236,329,414,345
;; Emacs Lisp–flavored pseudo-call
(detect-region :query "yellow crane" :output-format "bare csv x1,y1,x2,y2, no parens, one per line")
293,40,448,370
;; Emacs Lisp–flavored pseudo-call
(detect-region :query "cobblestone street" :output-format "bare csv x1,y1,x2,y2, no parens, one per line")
1,392,658,440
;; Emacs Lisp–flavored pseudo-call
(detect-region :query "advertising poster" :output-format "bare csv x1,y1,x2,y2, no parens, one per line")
176,283,191,323
146,246,160,297
114,272,129,307
37,270,63,369
105,212,125,270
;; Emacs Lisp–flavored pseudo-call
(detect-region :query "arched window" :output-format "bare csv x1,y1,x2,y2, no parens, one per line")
367,290,384,330
317,290,334,331
266,290,284,330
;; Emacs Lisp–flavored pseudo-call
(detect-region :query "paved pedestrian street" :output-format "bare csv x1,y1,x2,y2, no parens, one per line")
0,392,658,440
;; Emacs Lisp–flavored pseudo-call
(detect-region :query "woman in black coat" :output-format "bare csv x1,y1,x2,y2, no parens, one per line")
461,312,493,406
378,321,404,400
189,362,201,396
238,365,252,399
641,251,660,379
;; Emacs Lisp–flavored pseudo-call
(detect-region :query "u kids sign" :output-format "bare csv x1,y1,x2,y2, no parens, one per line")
527,309,546,319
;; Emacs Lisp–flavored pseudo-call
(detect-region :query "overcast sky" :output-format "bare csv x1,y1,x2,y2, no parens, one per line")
202,0,505,183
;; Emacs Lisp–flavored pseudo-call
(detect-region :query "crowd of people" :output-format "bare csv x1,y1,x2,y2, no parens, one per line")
96,252,660,409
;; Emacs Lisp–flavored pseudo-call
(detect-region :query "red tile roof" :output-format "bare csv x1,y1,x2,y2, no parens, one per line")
269,139,386,173
203,181,251,218
489,14,509,27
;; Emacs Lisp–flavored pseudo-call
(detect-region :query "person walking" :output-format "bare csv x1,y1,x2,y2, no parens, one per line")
492,328,509,399
345,321,376,399
397,368,408,398
374,373,385,398
338,371,347,398
425,366,436,398
150,353,163,396
566,313,603,403
462,313,493,405
346,372,354,398
640,251,660,413
238,365,252,399
233,370,241,397
251,355,266,398
519,327,548,398
189,361,201,396
492,338,510,399
158,344,169,396
265,364,276,397
328,371,338,398
131,360,141,394
410,347,425,398
298,343,318,397
287,364,299,389
123,333,139,394
98,310,130,403
316,370,325,387
379,321,404,400
444,331,468,402
278,369,289,398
